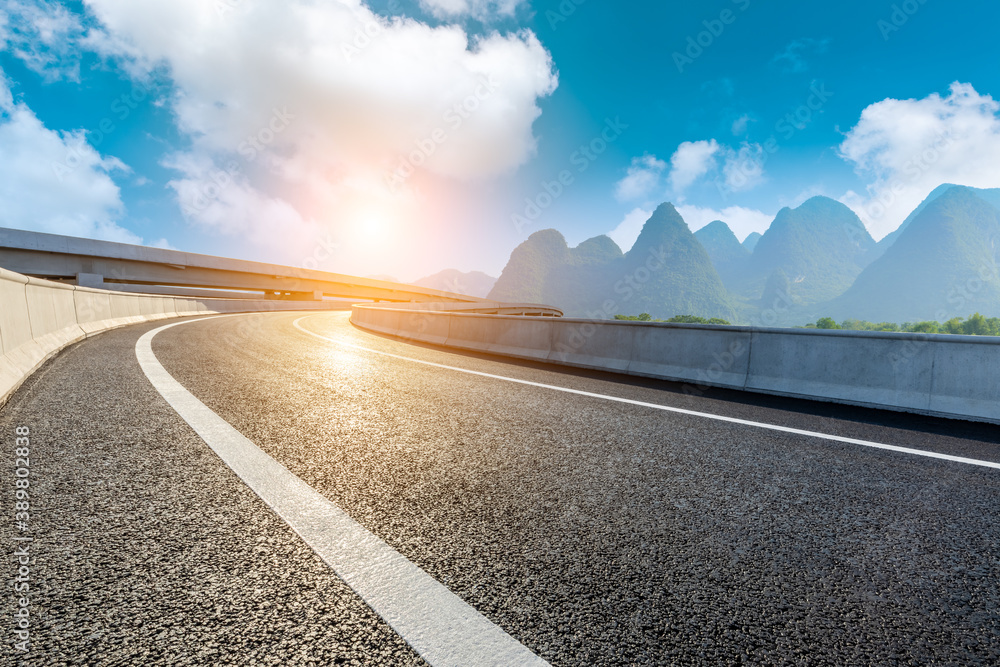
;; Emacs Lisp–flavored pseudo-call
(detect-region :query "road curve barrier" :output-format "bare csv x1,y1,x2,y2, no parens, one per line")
350,303,1000,426
0,267,343,408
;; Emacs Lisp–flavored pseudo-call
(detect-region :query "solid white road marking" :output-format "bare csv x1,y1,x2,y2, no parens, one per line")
136,317,550,667
294,315,1000,471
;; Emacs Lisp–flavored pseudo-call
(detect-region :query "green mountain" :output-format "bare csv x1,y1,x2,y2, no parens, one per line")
742,231,762,252
738,196,876,304
488,203,736,320
876,184,1000,256
487,229,573,305
694,220,750,290
826,186,1000,322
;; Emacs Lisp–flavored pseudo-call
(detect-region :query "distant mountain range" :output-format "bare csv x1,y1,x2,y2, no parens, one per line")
489,203,737,320
414,269,497,298
486,184,1000,325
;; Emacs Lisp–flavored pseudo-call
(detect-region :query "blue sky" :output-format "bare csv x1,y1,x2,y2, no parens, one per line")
2,0,1000,280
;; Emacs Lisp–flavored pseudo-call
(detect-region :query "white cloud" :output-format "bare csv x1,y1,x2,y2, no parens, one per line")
614,154,666,202
838,82,1000,239
82,0,557,258
163,151,323,257
675,204,773,241
721,142,766,193
668,139,719,195
0,69,138,243
0,0,88,81
419,0,527,20
606,207,652,252
731,114,752,136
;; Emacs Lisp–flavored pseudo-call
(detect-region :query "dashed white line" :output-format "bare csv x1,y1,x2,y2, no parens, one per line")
294,314,1000,471
136,316,550,667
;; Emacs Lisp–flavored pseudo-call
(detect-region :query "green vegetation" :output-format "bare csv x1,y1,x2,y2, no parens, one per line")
693,220,749,291
804,313,1000,336
735,196,876,304
829,187,1000,323
614,313,732,325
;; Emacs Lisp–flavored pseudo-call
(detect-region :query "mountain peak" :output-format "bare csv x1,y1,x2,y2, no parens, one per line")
525,228,569,249
695,220,750,290
649,201,685,223
737,195,876,304
742,231,762,252
696,220,741,245
629,202,688,254
829,183,1000,322
574,235,623,263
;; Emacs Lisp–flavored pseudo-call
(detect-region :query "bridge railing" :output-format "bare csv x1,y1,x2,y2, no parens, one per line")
351,303,1000,426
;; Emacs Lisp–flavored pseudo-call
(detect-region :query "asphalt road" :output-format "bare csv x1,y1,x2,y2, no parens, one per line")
3,311,1000,666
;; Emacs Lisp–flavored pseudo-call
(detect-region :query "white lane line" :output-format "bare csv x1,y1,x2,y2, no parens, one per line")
294,315,1000,471
136,316,550,667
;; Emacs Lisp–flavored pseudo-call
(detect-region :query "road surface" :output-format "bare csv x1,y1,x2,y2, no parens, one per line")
2,311,999,665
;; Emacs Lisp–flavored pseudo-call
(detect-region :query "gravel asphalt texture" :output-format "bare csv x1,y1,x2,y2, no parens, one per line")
0,318,426,667
3,311,1000,665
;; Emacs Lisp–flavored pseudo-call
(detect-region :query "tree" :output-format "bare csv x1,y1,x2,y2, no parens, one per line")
944,317,965,335
815,317,840,329
963,313,992,336
907,321,940,334
614,313,654,321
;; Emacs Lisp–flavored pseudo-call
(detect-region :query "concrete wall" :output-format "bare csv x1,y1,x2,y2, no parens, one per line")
0,267,343,408
351,304,1000,425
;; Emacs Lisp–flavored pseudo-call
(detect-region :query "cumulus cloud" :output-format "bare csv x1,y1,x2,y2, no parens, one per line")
838,82,1000,239
0,69,138,242
606,207,652,252
668,139,719,195
614,154,666,202
81,0,557,256
162,150,323,254
419,0,527,20
675,204,773,241
721,143,766,194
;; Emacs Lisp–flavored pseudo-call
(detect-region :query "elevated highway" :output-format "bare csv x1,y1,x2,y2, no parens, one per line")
0,227,496,303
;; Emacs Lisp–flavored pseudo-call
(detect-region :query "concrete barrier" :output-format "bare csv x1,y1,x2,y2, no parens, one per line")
0,267,347,408
350,304,1000,425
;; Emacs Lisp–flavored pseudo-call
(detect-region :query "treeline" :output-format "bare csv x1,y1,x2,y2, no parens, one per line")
807,313,1000,336
613,314,732,325
612,312,1000,336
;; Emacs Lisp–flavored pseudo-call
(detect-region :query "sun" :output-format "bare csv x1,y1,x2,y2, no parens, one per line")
355,212,386,242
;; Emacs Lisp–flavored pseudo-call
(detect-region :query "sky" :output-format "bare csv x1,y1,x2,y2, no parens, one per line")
2,0,1000,281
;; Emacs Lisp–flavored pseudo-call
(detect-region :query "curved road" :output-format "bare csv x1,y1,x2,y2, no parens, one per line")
2,311,999,665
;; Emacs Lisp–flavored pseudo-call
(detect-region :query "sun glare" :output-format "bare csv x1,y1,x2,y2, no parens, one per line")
359,214,384,238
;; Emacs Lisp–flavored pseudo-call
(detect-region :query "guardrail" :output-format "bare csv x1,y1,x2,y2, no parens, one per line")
0,267,343,408
351,304,1000,425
